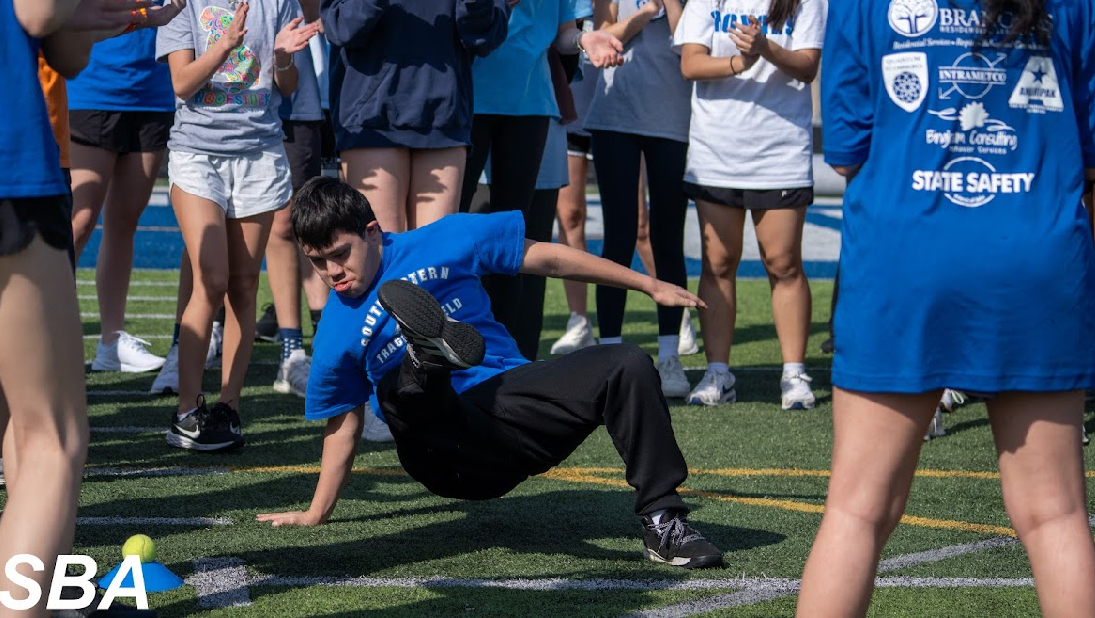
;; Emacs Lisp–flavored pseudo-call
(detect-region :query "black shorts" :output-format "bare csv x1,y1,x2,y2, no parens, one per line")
566,132,591,158
69,110,174,155
282,119,323,191
683,182,814,210
0,194,73,258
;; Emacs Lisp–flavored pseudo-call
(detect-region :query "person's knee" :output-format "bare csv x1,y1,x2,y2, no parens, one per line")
228,270,262,300
270,209,295,242
614,344,656,374
828,493,906,541
763,252,802,282
194,267,230,302
559,207,585,233
702,253,737,279
17,415,88,471
1006,494,1087,540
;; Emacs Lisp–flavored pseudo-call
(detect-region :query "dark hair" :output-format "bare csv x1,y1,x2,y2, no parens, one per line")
290,176,378,249
980,0,1051,45
767,0,800,32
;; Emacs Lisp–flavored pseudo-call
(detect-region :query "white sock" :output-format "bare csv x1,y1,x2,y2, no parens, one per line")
600,336,622,345
708,362,730,375
657,336,680,360
177,407,198,421
648,508,672,525
783,362,806,378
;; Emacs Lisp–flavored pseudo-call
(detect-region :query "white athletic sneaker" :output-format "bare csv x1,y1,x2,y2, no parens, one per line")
678,309,699,356
550,312,596,355
687,368,736,406
939,388,966,412
150,344,179,395
361,403,395,442
780,372,816,410
91,331,166,372
273,348,310,398
205,321,223,369
924,407,946,441
657,355,690,399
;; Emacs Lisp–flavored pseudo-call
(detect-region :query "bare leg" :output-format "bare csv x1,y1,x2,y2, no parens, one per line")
557,153,589,315
635,158,656,278
69,142,118,260
171,186,229,414
265,206,301,331
751,206,810,364
220,211,276,407
96,150,166,343
407,146,464,229
797,388,940,618
341,147,411,233
988,391,1095,617
0,236,89,618
302,251,328,314
695,199,746,365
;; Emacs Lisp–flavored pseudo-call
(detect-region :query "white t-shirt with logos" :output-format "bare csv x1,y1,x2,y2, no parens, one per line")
673,0,826,189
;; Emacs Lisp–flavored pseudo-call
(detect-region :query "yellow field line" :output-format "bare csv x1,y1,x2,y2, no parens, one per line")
226,464,1018,535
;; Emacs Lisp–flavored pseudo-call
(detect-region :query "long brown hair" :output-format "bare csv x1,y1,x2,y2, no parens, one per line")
980,0,1052,44
766,0,800,31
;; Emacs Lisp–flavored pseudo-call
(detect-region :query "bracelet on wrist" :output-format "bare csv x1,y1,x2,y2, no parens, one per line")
730,55,739,76
275,54,294,71
575,30,587,55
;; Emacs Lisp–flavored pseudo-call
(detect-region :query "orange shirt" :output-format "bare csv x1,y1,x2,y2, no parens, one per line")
38,52,70,169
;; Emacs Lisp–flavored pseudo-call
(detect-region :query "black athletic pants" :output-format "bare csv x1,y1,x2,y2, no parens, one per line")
590,130,689,338
376,344,690,516
460,114,551,342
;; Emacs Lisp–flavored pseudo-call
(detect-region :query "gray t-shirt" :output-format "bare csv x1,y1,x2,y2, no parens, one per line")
156,0,300,155
583,0,691,142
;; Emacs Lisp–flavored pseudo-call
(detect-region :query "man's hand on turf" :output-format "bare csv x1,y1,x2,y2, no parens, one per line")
256,510,325,527
647,280,705,309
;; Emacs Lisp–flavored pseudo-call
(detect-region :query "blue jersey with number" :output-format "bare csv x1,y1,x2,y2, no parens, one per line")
305,212,530,420
822,0,1095,392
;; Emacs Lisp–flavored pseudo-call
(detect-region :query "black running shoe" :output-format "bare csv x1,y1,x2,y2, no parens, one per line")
255,304,280,342
166,396,243,452
820,337,834,355
641,511,724,569
211,401,243,437
377,280,485,370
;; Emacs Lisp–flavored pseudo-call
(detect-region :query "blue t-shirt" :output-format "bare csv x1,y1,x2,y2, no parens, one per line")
472,0,591,117
305,212,530,421
66,29,174,112
823,0,1095,393
0,1,64,199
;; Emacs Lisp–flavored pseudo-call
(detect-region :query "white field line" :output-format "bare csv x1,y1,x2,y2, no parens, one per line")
190,558,252,609
76,280,178,287
84,335,173,340
77,516,231,526
78,295,176,302
81,313,174,319
85,466,229,478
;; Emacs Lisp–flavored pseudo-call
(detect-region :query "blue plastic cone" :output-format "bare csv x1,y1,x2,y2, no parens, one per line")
98,561,184,593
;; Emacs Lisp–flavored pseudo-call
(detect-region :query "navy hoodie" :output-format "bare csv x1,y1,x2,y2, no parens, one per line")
322,0,510,150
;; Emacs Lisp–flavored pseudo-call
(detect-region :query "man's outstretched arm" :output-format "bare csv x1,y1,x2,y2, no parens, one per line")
520,240,705,308
257,405,365,527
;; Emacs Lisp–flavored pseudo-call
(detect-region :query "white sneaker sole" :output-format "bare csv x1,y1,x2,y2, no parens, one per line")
91,358,166,373
782,398,816,410
688,388,737,406
661,383,691,399
272,378,306,398
165,431,242,451
550,338,595,355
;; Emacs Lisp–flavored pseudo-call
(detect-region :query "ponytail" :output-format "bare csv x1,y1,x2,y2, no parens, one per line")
980,0,1051,45
767,0,800,31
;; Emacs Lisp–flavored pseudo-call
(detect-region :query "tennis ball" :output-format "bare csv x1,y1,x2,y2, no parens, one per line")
121,534,156,563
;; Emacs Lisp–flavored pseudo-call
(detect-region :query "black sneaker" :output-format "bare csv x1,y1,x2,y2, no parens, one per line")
166,396,243,452
377,280,485,370
641,511,723,569
255,304,280,342
820,337,834,354
211,401,243,437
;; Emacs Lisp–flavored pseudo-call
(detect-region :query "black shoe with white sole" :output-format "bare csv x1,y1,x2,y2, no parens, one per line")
377,280,485,371
641,511,723,569
211,401,243,437
166,396,244,452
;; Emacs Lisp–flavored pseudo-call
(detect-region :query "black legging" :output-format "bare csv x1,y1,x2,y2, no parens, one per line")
460,114,551,336
591,130,688,338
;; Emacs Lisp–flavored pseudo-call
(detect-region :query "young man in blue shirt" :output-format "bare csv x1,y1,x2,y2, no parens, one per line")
257,176,723,569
